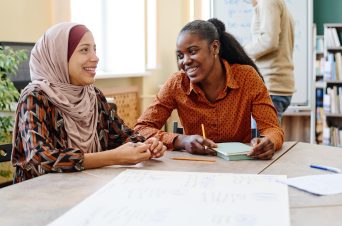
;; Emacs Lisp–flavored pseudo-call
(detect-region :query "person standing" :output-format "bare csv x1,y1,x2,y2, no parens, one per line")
244,0,295,122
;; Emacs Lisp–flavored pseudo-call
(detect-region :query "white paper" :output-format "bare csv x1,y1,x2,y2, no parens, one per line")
280,173,342,195
49,170,290,226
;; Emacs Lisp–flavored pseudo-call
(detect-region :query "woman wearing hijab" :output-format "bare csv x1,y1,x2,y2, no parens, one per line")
11,22,166,183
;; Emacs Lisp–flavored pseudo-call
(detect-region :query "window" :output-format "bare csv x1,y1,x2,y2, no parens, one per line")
70,0,155,77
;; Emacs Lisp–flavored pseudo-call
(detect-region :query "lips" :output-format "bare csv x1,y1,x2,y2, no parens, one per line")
84,67,96,76
185,66,199,76
84,67,96,72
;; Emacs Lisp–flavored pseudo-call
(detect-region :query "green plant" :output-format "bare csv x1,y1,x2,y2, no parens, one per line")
0,46,28,143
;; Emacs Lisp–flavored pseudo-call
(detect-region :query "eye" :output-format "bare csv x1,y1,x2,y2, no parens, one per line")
177,53,184,60
80,47,89,53
189,48,198,55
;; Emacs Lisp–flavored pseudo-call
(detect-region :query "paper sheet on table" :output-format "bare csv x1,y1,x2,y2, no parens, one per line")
279,173,342,195
49,170,290,226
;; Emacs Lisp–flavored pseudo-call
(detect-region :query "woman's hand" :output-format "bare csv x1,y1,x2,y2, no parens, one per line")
174,135,217,155
247,137,275,160
111,142,152,164
83,142,152,169
144,137,167,158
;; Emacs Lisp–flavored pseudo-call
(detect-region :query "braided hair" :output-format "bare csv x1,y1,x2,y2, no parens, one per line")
179,18,263,79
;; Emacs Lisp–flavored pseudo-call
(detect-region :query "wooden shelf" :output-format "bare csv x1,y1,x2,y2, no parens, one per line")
283,111,311,116
325,113,342,117
325,81,342,87
326,46,342,51
316,81,325,88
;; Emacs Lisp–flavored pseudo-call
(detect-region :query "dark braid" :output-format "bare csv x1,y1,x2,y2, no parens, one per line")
180,18,263,80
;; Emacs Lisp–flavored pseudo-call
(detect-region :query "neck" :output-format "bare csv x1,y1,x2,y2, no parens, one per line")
201,60,225,88
199,59,226,102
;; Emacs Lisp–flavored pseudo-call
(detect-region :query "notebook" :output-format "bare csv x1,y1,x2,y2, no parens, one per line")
214,142,253,161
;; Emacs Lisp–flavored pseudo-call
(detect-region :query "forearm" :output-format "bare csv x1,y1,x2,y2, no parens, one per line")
245,0,281,59
83,150,119,169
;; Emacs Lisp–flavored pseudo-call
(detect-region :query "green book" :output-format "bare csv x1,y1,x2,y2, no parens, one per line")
214,142,254,161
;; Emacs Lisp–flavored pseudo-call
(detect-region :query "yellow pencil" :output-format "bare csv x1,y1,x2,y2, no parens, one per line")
201,123,206,139
171,157,215,163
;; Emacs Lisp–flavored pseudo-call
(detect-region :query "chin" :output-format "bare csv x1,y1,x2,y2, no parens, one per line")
83,79,95,86
187,74,203,84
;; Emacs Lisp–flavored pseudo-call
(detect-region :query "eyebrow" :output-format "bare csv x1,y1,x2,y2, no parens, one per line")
78,43,91,47
176,45,199,52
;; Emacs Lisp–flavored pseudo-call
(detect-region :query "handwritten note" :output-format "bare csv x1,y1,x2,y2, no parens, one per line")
48,170,290,226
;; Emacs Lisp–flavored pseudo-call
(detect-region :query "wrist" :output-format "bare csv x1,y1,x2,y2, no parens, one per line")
83,150,118,169
173,135,185,150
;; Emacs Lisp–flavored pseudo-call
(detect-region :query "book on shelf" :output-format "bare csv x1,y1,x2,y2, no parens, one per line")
324,87,342,114
335,52,342,81
324,53,335,80
214,142,253,161
323,127,331,145
316,35,324,53
325,27,341,48
323,92,331,113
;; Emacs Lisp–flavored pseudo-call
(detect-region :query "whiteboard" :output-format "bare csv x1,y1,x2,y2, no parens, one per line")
211,0,313,106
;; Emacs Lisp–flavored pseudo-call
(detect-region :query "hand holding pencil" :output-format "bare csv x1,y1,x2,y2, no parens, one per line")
173,123,217,155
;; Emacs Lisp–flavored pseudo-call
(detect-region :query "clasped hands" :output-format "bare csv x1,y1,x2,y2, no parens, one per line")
174,135,276,160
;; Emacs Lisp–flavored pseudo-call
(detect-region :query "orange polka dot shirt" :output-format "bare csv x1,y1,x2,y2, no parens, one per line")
135,60,284,150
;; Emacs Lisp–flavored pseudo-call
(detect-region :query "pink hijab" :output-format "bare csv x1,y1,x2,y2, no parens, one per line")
13,22,101,153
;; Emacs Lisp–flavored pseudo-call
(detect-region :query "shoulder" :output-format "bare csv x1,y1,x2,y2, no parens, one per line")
230,64,265,91
17,90,57,119
231,64,261,81
18,90,50,107
260,0,282,8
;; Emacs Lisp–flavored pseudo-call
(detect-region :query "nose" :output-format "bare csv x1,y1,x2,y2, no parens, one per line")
91,51,99,62
183,54,192,65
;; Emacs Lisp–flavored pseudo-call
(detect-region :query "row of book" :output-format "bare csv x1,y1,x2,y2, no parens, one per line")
324,27,341,48
323,126,342,147
323,86,342,114
321,52,342,81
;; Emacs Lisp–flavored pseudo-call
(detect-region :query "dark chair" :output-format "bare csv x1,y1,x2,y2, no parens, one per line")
172,121,183,134
0,144,14,188
172,121,259,139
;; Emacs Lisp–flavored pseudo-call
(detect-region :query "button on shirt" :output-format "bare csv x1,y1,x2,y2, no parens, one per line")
135,60,284,150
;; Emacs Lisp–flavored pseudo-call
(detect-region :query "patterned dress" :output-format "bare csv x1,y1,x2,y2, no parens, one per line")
12,87,144,183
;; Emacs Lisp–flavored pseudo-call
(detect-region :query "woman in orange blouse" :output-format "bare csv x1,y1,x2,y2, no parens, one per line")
135,18,284,160
12,23,166,183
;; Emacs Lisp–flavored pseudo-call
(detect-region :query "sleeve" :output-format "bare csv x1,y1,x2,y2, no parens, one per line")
248,70,284,150
134,75,179,149
95,90,145,150
12,93,84,177
244,0,282,59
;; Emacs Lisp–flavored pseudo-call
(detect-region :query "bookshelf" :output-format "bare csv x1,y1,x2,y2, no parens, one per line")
320,23,342,146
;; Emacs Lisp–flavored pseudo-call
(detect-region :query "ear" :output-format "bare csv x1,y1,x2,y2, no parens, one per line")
210,40,220,56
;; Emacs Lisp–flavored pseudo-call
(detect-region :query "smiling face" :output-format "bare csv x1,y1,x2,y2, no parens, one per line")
176,31,219,84
68,31,99,86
